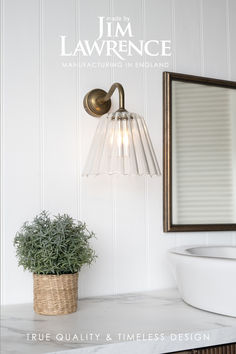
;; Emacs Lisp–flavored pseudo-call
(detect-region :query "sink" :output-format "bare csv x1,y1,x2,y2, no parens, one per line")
169,245,236,317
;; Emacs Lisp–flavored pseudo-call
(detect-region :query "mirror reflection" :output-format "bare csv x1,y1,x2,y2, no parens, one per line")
172,80,236,225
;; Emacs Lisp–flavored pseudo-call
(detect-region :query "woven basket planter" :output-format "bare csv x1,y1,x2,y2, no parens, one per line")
33,273,78,315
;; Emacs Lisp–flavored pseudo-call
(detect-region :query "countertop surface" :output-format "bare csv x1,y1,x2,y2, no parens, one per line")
1,288,236,354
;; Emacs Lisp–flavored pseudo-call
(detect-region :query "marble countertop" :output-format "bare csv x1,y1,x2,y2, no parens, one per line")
1,288,236,354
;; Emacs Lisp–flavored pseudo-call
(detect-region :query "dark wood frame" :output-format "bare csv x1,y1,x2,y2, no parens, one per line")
163,71,236,232
172,342,236,354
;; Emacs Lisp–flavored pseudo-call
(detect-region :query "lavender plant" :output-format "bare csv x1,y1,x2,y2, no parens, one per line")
14,211,96,275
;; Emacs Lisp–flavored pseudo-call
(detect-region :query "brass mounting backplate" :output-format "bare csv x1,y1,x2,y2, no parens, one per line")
83,89,111,117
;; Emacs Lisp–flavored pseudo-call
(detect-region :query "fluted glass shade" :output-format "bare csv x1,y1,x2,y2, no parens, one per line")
83,111,161,176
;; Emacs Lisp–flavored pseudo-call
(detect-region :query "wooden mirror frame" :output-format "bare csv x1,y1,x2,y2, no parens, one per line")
163,71,236,232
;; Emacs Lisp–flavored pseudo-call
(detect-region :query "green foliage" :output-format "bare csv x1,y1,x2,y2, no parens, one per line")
14,211,96,275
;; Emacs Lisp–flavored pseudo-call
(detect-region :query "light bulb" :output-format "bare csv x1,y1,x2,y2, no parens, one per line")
117,119,129,157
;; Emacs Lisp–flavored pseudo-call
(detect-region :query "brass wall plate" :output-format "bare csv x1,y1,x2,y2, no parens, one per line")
83,89,111,117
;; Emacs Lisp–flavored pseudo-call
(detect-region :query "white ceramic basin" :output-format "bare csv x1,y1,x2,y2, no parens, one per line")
169,245,236,317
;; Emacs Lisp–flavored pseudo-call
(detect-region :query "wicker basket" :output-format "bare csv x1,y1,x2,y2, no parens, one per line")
33,273,78,315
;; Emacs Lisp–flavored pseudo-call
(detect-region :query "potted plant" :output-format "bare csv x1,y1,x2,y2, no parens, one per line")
14,211,96,315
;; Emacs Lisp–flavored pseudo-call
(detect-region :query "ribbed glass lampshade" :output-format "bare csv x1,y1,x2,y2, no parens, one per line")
83,111,161,176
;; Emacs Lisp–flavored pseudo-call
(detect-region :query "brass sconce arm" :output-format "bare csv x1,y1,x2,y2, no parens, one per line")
83,82,126,117
100,82,125,110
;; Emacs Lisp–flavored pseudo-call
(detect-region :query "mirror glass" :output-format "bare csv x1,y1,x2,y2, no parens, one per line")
172,80,236,225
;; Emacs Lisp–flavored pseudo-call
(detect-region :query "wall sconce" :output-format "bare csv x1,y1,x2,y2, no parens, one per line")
83,83,161,176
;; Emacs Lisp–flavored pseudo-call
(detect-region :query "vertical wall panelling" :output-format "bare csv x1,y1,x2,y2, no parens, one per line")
173,0,207,246
78,0,114,297
199,0,208,243
3,0,41,304
228,0,236,244
110,0,118,295
0,0,4,303
171,0,177,249
75,0,80,221
112,0,147,293
43,0,77,215
226,0,234,246
111,173,118,294
142,0,150,289
202,0,228,79
202,0,234,245
226,0,231,82
145,0,176,289
1,0,236,304
199,0,205,77
228,0,236,81
39,0,44,211
175,0,202,75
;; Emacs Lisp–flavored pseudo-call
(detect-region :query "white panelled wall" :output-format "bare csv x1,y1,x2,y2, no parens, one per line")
1,0,236,305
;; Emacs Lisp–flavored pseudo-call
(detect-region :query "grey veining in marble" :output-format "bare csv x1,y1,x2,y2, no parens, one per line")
1,289,236,354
